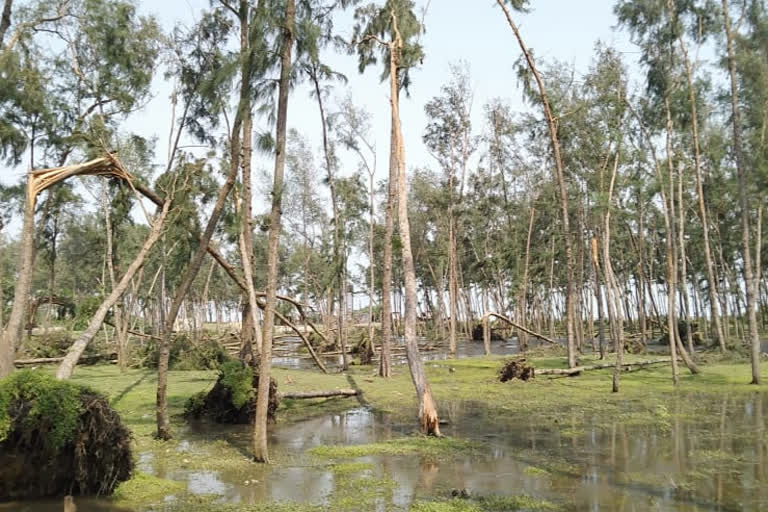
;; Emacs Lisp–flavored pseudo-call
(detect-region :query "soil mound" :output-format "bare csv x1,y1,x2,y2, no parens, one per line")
185,361,279,423
0,371,133,499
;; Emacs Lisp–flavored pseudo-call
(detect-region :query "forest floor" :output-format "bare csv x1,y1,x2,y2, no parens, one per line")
52,349,768,511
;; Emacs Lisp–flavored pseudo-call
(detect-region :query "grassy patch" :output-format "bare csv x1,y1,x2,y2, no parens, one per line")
309,435,479,459
113,471,185,504
410,495,561,511
328,461,395,511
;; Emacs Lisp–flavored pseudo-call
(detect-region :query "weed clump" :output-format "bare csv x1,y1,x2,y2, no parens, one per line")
0,370,133,499
184,361,279,423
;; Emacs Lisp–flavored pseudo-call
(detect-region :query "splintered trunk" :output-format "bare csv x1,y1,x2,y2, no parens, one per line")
0,196,36,377
57,199,172,379
389,13,439,435
253,0,294,462
496,0,576,368
722,0,760,383
379,122,396,379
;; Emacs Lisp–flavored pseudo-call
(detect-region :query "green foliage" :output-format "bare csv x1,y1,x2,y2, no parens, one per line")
353,0,424,90
0,370,87,453
218,361,254,409
132,335,230,370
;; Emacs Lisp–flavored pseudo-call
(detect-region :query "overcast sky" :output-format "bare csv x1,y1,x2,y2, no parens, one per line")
1,0,640,232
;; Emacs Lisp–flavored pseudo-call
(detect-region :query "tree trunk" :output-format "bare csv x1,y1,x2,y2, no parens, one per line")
518,207,535,351
56,199,172,379
0,0,12,47
0,190,35,377
238,6,261,366
368,166,376,362
496,0,576,368
664,98,680,385
722,0,760,384
591,237,605,359
378,119,396,379
156,8,256,437
674,19,727,351
253,0,294,462
310,68,347,371
389,11,439,435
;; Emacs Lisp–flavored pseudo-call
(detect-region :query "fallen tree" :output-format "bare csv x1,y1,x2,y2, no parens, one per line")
279,389,358,399
535,358,673,376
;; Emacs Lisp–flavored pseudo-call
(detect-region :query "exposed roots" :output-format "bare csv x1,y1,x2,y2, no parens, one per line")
0,378,132,499
498,358,535,382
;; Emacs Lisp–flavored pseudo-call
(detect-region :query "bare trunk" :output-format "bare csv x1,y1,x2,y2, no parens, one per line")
238,9,261,365
389,11,439,435
496,0,576,368
0,195,35,377
0,0,12,47
592,237,605,359
675,21,727,350
253,0,294,462
379,121,396,379
518,207,535,351
722,0,760,383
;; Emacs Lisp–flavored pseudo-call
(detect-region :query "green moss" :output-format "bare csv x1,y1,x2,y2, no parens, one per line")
113,471,185,504
309,435,479,459
523,466,551,477
0,370,88,453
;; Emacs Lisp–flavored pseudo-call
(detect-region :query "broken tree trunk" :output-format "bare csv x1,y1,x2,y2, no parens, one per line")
482,312,555,355
56,198,172,379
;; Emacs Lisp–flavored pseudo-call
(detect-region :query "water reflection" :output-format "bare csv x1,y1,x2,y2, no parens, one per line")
6,387,768,511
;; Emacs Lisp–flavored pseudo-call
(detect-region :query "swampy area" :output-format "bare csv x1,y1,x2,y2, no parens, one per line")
2,345,766,512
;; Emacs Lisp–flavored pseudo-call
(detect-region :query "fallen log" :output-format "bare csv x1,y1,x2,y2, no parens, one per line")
279,389,359,399
535,358,673,376
15,354,116,366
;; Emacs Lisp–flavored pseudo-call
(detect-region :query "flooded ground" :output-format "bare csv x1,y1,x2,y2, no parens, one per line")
4,336,768,511
272,336,527,370
9,390,767,511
